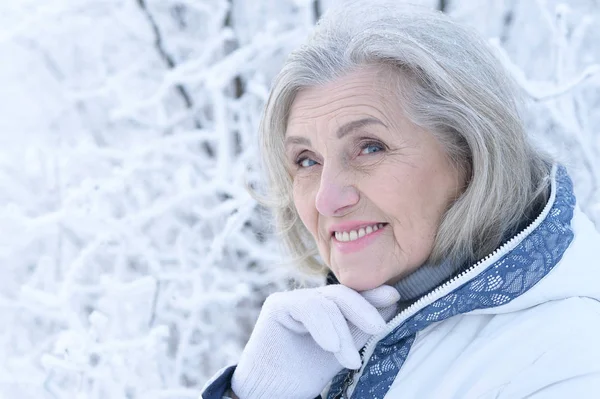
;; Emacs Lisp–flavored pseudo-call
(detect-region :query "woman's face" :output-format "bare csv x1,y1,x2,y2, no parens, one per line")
285,66,465,291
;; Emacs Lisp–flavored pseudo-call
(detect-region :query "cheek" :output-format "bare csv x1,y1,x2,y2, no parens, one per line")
370,168,440,253
292,179,317,235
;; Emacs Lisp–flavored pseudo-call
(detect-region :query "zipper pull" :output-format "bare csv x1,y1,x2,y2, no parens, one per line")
339,346,366,398
341,369,356,398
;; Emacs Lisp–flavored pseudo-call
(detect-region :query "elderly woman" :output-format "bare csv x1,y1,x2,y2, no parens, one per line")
202,1,600,398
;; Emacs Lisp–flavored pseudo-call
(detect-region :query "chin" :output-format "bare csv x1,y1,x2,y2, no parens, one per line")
337,273,386,292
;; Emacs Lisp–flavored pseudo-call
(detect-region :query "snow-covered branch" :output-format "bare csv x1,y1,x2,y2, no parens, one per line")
0,1,598,398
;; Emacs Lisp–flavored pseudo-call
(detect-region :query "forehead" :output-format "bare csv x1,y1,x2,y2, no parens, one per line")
286,67,399,133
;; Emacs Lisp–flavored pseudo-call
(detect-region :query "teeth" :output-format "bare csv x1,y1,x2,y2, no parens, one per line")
334,223,385,242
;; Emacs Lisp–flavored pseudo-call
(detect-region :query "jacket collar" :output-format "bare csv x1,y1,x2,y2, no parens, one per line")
392,258,457,301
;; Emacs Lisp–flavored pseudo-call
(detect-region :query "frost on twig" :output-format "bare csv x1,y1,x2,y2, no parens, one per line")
0,1,598,398
452,0,600,227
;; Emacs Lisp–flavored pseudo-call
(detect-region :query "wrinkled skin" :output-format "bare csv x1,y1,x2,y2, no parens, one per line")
285,66,465,291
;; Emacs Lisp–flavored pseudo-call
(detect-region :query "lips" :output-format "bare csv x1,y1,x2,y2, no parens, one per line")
328,221,387,236
330,222,388,254
333,223,386,242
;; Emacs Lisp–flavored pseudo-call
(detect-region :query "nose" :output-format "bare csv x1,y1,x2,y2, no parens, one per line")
315,166,360,217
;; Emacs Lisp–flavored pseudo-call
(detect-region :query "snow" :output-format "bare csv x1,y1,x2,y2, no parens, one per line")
0,1,598,398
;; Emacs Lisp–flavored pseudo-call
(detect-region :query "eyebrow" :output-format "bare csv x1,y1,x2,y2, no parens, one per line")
284,117,387,148
336,117,387,138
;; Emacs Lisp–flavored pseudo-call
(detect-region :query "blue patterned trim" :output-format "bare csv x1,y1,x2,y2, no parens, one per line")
327,165,575,399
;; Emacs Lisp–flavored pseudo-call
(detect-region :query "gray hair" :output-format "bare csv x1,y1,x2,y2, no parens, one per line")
257,0,552,276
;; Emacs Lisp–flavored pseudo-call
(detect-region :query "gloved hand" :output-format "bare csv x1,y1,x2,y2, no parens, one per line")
230,284,400,399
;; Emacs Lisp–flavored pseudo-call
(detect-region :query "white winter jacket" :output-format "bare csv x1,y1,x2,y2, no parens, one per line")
203,164,600,399
323,164,600,398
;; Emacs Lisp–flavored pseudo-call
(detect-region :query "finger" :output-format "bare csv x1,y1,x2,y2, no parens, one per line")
263,292,311,334
349,325,371,352
325,304,362,370
360,285,401,308
266,290,331,334
319,285,386,335
346,304,398,352
378,303,399,323
286,296,341,353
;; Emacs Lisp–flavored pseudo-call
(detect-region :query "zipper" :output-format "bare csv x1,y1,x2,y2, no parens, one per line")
341,165,558,398
332,347,366,399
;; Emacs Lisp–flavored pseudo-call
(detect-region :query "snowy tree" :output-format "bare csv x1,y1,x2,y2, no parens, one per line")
0,1,598,398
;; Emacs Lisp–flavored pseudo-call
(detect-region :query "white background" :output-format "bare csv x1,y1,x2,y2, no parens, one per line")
0,1,598,398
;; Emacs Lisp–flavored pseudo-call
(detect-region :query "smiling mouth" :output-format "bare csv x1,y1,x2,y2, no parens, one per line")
333,223,388,242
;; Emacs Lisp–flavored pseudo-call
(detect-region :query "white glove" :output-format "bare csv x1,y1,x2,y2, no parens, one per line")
230,284,400,399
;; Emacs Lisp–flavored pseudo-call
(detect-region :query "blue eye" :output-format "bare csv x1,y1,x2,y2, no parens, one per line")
298,158,317,168
361,142,384,155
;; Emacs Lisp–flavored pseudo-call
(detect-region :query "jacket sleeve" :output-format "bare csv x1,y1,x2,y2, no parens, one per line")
200,272,331,399
200,365,324,399
201,365,236,399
